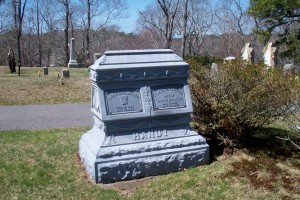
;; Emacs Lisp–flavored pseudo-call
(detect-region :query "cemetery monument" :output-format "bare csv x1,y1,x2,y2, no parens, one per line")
79,49,209,183
68,38,79,68
241,42,254,64
263,42,278,68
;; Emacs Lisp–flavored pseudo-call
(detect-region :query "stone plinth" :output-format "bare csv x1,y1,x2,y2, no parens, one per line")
43,67,48,75
79,49,209,183
62,69,70,78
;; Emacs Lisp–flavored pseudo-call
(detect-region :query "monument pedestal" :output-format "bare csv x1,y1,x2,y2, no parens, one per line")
68,60,79,68
79,117,209,183
79,49,209,183
68,38,79,68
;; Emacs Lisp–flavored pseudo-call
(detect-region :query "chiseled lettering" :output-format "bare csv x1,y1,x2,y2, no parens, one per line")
133,133,140,140
156,130,162,137
141,132,148,139
132,130,168,141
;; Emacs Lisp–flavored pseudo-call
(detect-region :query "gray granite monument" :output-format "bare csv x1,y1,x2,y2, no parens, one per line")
68,38,79,68
79,49,209,183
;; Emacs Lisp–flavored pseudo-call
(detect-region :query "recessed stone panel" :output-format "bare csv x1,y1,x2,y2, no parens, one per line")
152,86,186,110
105,89,142,115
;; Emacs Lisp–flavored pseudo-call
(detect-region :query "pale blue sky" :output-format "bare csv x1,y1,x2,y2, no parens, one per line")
115,0,153,33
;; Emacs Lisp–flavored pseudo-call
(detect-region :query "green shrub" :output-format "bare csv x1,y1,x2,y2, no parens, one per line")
186,54,216,67
189,60,300,147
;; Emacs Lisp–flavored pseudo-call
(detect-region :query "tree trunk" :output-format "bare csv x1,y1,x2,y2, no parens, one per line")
64,1,69,66
85,0,91,66
36,0,42,67
181,0,188,58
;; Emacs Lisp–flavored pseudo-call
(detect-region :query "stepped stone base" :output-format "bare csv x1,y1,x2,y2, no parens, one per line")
68,60,79,68
79,126,209,183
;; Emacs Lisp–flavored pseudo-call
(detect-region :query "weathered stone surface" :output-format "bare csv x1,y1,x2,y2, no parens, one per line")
68,38,79,68
43,67,48,75
79,49,209,183
62,69,70,78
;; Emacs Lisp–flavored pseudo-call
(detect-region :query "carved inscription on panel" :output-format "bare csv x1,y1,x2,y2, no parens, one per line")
152,86,186,110
105,89,142,115
133,130,168,141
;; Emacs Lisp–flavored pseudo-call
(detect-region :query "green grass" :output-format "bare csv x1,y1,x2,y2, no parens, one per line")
0,128,121,200
0,67,90,105
0,127,299,199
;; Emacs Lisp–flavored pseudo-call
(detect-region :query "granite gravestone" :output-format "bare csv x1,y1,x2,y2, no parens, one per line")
79,49,209,183
68,38,79,68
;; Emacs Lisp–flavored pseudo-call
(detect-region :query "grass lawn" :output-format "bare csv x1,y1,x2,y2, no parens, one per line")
0,66,90,106
0,127,299,200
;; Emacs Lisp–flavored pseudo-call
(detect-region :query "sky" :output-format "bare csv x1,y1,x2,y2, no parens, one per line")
115,0,153,33
116,0,250,33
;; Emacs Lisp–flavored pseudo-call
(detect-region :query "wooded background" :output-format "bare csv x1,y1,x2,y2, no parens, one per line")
0,0,298,67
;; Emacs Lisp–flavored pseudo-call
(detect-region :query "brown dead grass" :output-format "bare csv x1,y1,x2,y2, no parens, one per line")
222,152,300,199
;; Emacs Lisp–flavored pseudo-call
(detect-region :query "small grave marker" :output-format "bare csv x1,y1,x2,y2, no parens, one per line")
62,69,70,78
43,67,48,75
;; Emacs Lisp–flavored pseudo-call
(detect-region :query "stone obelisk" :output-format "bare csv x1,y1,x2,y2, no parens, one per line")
68,38,79,68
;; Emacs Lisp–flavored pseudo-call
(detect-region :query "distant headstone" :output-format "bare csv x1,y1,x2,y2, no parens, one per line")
283,64,295,77
241,42,254,64
43,67,48,75
263,42,278,68
68,38,79,68
7,48,16,73
62,69,70,78
224,56,236,63
211,63,218,74
93,53,101,64
79,49,210,183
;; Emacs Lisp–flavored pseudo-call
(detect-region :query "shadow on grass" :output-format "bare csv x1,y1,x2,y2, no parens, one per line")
205,127,299,163
203,127,300,198
242,127,299,159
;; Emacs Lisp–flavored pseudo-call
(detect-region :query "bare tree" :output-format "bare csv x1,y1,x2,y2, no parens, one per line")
23,0,43,67
180,0,188,58
0,1,10,34
139,0,179,49
213,0,253,57
12,0,28,75
40,0,61,66
58,0,70,66
35,0,42,67
186,0,213,56
76,0,127,66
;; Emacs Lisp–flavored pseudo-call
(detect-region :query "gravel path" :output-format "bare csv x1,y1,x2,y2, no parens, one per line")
0,103,93,131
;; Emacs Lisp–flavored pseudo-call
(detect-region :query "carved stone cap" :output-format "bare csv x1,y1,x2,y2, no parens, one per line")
90,49,189,83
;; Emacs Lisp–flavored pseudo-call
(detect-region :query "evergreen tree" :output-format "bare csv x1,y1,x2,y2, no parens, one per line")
249,0,300,64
